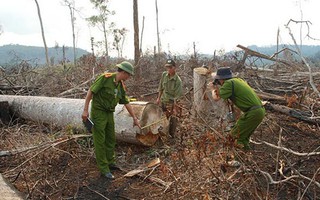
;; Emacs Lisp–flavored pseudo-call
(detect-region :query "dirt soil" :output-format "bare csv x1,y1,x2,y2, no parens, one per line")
0,57,320,199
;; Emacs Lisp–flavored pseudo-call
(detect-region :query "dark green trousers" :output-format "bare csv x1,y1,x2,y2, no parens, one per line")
231,107,265,150
91,109,115,174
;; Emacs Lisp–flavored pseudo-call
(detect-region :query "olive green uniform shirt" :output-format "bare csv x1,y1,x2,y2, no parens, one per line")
158,71,182,103
219,78,262,111
91,73,129,111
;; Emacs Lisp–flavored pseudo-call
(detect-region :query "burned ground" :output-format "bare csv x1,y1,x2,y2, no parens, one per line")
0,55,320,199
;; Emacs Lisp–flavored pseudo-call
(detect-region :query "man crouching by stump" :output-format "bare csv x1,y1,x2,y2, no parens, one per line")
208,67,265,151
156,59,182,138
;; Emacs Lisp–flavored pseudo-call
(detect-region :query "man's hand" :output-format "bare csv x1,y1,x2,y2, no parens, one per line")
207,82,219,91
82,110,89,122
212,88,221,101
207,82,214,90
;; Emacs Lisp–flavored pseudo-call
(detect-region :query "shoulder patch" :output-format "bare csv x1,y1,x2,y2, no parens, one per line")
104,72,113,78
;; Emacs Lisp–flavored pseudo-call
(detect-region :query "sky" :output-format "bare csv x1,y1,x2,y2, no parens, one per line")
0,0,320,59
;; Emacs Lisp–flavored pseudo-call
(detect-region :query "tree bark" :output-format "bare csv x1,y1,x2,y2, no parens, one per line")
193,67,228,119
265,102,319,124
155,0,161,54
34,0,49,66
133,0,140,66
63,0,77,66
0,95,168,146
140,16,145,54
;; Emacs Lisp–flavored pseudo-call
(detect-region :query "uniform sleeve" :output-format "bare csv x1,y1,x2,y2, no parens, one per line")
158,72,165,92
219,80,233,100
119,96,130,104
174,77,182,100
90,74,105,94
118,84,130,104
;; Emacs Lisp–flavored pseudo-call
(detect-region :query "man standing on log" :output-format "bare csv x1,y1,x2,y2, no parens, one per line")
209,67,265,151
156,59,182,137
82,61,141,179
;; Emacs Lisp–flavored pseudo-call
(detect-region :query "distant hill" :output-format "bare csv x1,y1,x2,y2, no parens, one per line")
0,44,90,66
246,44,320,58
1,44,320,67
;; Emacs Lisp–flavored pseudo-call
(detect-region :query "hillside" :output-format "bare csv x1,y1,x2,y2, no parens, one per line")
0,44,89,66
247,44,320,58
1,44,320,67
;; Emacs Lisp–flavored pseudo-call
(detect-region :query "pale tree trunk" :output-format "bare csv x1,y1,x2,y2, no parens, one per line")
0,95,168,146
133,0,140,66
155,0,161,54
62,45,66,71
70,8,76,66
193,67,228,120
34,0,49,66
103,21,109,58
140,16,145,54
64,0,77,67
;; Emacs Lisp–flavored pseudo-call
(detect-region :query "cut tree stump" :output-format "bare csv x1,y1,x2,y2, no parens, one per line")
193,67,230,123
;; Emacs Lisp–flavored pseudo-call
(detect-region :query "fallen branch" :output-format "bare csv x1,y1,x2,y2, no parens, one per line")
3,134,91,173
85,186,110,200
124,158,160,177
251,139,320,156
299,167,320,199
259,168,320,188
236,44,291,66
259,170,299,184
265,102,320,125
57,78,94,97
0,134,91,157
123,158,172,188
0,143,50,157
255,90,286,102
139,91,158,98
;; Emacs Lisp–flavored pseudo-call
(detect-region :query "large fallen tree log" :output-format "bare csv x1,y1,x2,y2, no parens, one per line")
255,90,286,102
0,95,168,146
265,102,320,125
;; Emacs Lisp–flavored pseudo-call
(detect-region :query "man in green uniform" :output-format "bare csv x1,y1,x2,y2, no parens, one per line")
82,61,141,179
156,59,183,137
210,67,265,150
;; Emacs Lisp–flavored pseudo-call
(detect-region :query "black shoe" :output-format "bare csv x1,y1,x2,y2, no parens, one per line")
103,172,115,179
109,163,120,171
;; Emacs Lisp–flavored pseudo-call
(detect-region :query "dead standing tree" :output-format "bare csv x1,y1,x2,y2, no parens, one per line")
155,0,161,55
34,0,49,66
285,19,320,98
62,0,77,67
133,0,140,66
